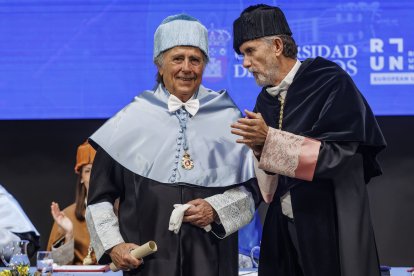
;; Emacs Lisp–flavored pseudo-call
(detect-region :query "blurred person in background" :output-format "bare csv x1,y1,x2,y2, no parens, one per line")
47,141,97,265
0,183,40,264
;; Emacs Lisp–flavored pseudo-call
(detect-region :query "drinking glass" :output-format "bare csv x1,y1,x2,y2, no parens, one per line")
36,251,53,274
250,245,260,268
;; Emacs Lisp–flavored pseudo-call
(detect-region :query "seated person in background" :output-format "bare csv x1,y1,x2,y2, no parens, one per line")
0,183,40,264
47,141,97,265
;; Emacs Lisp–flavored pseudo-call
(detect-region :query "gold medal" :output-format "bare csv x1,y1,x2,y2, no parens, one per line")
181,152,194,170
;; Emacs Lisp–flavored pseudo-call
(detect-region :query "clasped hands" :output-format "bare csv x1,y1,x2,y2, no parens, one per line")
231,110,269,157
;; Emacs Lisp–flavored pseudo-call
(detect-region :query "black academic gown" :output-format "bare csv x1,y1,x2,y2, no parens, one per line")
256,57,386,276
88,148,260,276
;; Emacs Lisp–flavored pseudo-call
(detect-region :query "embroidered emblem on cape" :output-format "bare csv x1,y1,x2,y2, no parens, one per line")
181,152,194,170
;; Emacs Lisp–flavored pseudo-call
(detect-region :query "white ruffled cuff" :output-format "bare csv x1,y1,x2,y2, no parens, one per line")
86,202,124,261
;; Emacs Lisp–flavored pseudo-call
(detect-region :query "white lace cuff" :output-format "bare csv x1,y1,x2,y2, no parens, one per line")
51,237,75,265
86,202,124,261
259,128,320,181
205,186,254,238
254,156,278,203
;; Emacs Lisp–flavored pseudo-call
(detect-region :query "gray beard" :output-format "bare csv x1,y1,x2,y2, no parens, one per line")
254,70,278,87
250,60,279,87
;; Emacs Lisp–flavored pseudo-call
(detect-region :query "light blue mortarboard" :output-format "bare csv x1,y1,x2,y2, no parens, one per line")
153,14,209,61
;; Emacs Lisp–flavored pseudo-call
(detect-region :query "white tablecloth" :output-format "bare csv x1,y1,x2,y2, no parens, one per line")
1,266,411,276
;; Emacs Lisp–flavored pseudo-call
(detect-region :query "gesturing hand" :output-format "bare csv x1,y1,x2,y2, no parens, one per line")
50,201,73,239
231,110,269,150
109,243,143,271
183,199,216,228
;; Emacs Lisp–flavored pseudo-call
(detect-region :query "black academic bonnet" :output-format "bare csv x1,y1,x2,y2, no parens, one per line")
233,4,292,54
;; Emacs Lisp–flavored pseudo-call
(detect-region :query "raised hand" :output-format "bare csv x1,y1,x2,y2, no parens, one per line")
50,201,73,240
231,110,269,154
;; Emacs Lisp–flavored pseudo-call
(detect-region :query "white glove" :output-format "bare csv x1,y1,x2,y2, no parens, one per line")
168,204,211,234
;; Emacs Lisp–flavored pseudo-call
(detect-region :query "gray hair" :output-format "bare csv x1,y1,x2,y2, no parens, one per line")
154,52,165,83
261,35,298,59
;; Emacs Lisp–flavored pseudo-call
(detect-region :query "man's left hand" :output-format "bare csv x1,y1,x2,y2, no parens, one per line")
183,199,216,228
231,110,269,149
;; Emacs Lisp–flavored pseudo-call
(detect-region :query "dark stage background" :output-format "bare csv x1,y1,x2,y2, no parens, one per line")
0,116,413,267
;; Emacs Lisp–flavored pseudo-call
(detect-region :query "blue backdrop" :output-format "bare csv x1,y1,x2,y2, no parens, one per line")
1,0,413,119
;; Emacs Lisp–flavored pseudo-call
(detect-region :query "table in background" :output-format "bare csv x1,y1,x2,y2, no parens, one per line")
238,268,413,276
0,267,122,276
1,267,411,276
390,267,413,276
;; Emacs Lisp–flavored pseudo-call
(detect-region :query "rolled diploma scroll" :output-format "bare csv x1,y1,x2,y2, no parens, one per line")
109,241,158,272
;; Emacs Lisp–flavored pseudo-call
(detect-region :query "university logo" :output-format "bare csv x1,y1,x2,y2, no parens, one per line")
298,44,358,76
369,38,414,85
204,24,231,81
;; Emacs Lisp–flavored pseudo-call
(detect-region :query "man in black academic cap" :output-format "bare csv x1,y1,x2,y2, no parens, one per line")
231,4,386,276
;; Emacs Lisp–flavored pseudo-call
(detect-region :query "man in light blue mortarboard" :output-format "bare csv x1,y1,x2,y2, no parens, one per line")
85,14,261,276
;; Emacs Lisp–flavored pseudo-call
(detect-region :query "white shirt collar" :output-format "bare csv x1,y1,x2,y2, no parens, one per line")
266,59,301,98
